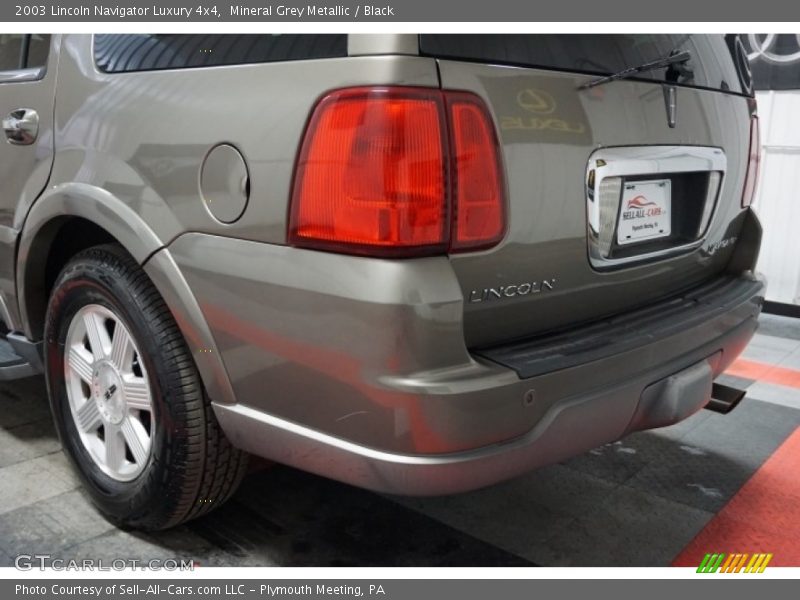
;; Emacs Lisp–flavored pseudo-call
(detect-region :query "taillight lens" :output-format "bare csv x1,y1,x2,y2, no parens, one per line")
289,86,505,256
447,93,505,251
742,115,761,208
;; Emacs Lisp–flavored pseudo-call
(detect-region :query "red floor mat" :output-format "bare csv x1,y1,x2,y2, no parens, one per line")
672,426,800,567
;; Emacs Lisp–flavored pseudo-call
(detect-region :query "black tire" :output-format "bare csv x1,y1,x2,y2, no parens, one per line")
44,244,248,530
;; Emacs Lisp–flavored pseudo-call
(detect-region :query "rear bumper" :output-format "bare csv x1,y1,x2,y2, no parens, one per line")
151,233,764,495
214,315,755,495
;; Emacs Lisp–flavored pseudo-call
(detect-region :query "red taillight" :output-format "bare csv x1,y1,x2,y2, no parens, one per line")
447,93,505,251
289,87,505,256
742,115,761,208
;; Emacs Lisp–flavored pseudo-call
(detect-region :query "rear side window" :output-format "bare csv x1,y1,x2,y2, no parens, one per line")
420,34,743,95
94,34,347,73
26,34,51,69
0,34,25,70
0,34,50,71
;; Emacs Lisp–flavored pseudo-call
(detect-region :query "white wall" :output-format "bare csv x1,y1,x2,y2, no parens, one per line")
753,90,800,305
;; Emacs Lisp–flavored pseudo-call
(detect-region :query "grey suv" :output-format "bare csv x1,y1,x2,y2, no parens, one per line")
0,34,764,530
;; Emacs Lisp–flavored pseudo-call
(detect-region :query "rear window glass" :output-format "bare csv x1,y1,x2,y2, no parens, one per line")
94,34,347,73
420,34,743,94
742,34,800,91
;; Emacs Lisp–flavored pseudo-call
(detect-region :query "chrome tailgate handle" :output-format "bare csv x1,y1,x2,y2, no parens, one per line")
2,108,39,145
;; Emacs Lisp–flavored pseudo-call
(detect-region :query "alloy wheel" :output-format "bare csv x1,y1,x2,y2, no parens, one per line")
64,304,154,481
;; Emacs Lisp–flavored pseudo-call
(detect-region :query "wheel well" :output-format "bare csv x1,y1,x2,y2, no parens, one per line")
24,217,117,339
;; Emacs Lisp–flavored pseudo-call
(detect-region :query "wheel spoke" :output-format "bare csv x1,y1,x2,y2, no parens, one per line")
75,399,102,432
104,426,125,471
66,304,153,481
109,324,133,371
123,377,151,411
68,347,94,384
121,417,149,466
83,311,109,359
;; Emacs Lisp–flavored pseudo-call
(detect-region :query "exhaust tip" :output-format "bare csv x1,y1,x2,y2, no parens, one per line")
706,382,747,414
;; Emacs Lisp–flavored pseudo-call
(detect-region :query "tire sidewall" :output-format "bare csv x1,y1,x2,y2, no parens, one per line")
45,253,185,526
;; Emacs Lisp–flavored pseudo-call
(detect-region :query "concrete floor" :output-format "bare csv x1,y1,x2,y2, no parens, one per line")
1,313,798,567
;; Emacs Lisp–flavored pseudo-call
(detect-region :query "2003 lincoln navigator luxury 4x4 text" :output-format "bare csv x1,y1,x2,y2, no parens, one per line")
0,34,764,529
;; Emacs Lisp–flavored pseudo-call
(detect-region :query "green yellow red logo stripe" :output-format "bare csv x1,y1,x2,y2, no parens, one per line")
696,552,772,573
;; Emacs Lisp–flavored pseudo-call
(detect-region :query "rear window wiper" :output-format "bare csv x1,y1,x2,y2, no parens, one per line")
579,49,692,90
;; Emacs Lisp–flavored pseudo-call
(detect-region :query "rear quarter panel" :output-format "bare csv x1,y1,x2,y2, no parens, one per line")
47,35,440,248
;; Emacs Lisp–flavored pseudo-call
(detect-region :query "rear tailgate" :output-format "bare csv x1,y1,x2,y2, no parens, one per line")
422,35,755,348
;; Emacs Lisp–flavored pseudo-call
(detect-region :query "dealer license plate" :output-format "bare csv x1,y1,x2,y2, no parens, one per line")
617,179,672,245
